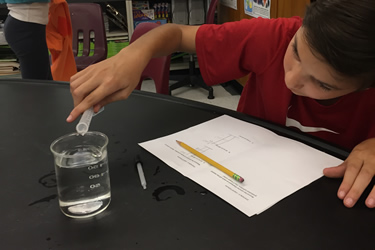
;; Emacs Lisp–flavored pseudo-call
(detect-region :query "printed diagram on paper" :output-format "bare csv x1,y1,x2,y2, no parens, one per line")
139,115,342,217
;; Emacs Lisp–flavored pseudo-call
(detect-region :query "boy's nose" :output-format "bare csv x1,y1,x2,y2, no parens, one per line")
291,80,304,90
288,68,304,90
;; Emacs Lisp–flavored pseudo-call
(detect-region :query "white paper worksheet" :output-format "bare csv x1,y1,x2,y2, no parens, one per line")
139,115,343,217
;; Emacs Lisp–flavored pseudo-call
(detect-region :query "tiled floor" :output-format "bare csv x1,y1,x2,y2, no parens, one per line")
142,79,241,111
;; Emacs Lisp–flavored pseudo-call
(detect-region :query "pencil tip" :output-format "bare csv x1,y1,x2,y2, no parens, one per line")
176,140,181,144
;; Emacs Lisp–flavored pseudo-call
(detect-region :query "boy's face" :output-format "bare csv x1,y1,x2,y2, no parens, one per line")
283,27,358,100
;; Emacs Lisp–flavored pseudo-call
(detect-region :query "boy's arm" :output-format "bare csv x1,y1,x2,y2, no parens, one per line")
323,138,375,208
67,23,199,123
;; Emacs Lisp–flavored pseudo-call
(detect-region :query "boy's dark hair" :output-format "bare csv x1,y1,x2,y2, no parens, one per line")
303,0,375,88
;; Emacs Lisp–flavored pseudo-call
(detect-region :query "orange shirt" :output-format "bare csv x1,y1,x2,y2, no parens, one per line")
46,0,77,81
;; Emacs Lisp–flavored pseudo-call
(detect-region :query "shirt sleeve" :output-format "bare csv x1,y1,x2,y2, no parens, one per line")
195,17,302,85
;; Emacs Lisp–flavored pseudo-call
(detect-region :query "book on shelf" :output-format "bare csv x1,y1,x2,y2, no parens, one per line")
0,61,20,75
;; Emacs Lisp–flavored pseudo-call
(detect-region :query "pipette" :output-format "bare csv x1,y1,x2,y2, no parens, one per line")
76,107,105,135
76,107,94,135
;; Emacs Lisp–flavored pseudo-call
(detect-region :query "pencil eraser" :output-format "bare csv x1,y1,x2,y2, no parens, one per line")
239,177,244,183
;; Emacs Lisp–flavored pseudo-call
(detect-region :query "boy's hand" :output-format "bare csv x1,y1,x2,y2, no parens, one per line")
66,48,147,123
323,138,375,208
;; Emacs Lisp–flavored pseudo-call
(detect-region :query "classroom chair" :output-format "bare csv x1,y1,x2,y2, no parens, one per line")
168,0,218,99
69,3,108,71
131,22,171,95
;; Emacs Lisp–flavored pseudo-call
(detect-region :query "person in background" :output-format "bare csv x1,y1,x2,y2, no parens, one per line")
1,0,52,80
67,0,375,209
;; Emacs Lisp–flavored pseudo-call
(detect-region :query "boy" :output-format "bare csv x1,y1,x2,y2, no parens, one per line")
67,0,375,209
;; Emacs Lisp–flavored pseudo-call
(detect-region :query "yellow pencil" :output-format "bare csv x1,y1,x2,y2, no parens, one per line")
176,140,244,183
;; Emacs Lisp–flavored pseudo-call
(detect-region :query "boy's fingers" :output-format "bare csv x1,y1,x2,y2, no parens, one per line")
93,104,102,113
342,165,374,208
70,66,98,97
70,66,90,82
335,157,362,200
67,104,88,122
323,163,346,178
67,80,132,122
67,88,105,122
340,156,362,184
70,67,92,88
97,88,133,109
365,186,375,208
71,74,107,107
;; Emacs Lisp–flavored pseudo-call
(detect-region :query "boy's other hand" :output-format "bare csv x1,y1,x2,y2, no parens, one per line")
323,138,375,209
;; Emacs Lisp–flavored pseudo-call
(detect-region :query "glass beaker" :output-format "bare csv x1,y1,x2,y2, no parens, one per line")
50,131,111,218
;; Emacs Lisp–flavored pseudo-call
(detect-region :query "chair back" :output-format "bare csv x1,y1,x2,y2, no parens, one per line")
69,3,107,71
206,0,219,24
130,23,171,95
168,0,217,99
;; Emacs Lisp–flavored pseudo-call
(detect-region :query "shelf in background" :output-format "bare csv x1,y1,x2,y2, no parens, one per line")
0,29,6,45
106,30,128,40
77,30,128,41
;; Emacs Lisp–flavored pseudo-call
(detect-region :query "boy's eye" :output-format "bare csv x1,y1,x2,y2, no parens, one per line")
292,42,300,61
310,76,333,91
318,82,332,91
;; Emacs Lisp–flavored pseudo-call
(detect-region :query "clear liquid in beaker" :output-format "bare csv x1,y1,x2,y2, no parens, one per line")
55,146,111,218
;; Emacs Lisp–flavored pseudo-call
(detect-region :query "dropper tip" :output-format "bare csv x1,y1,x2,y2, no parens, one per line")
76,123,88,136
